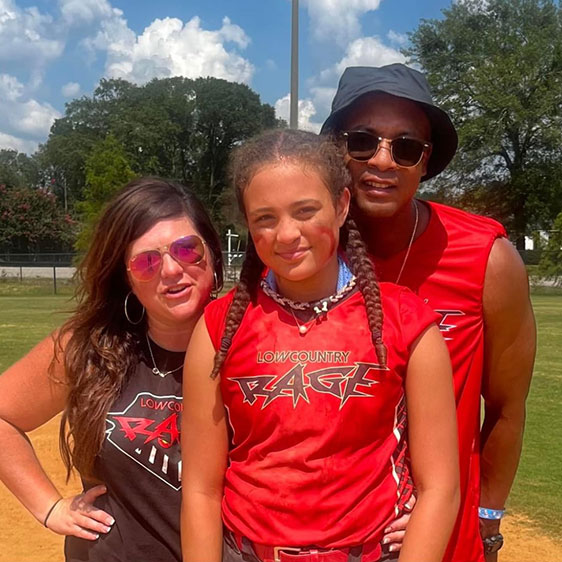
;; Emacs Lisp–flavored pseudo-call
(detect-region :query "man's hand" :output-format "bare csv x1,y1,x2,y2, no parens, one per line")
480,517,502,562
381,495,416,552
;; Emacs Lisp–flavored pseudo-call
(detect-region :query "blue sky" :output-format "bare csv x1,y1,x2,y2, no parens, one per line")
0,0,453,154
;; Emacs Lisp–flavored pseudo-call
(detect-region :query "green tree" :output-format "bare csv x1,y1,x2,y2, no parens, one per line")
188,77,281,222
538,211,562,285
0,149,40,189
0,184,75,253
40,77,282,228
75,135,136,251
109,77,197,180
407,0,562,247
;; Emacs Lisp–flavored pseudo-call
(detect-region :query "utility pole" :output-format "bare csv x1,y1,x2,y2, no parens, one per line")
290,0,299,129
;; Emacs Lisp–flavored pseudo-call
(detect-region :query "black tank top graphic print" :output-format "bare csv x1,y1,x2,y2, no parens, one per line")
65,338,185,562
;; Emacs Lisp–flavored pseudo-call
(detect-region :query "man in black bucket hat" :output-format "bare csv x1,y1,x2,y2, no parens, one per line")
323,64,535,562
321,64,457,181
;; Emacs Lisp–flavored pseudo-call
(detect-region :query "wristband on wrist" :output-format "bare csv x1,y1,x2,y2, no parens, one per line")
478,506,505,520
43,498,63,528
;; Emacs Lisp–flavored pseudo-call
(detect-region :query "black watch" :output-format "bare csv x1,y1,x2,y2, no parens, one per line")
483,533,504,554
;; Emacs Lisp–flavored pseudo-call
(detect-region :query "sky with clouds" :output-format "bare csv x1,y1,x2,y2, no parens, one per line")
0,0,453,154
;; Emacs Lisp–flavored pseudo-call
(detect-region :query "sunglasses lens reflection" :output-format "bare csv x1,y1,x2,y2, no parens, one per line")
128,235,206,282
347,131,380,161
170,236,205,265
129,251,162,281
392,138,424,167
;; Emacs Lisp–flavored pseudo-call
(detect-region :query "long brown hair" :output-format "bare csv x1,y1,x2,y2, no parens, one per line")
57,177,223,480
210,129,386,379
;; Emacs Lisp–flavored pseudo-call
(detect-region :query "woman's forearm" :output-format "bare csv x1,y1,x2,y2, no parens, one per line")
398,486,460,562
0,417,62,524
181,490,223,562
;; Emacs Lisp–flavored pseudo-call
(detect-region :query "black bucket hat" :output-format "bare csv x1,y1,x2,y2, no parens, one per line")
321,64,458,181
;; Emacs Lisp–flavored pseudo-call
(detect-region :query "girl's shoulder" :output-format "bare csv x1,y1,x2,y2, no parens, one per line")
205,287,236,315
378,282,441,345
378,281,424,310
203,288,237,350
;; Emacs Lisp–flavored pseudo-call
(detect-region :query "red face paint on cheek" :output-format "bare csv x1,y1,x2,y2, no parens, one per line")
249,231,273,267
315,224,339,258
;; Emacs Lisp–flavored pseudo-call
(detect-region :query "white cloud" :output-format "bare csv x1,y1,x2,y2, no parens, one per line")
0,73,60,151
309,86,338,117
274,94,321,133
0,2,70,153
0,131,38,153
303,0,382,47
9,98,59,136
61,81,80,97
319,36,406,83
0,0,64,68
58,0,115,26
84,14,254,85
454,0,490,9
0,73,23,101
387,29,408,46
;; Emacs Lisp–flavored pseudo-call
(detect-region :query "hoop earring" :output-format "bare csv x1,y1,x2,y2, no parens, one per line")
211,270,220,300
124,291,145,325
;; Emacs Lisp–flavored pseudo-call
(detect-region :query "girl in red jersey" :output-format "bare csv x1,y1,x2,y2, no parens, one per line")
181,129,459,562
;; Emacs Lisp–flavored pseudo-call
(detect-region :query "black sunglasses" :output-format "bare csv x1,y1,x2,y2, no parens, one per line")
343,131,432,167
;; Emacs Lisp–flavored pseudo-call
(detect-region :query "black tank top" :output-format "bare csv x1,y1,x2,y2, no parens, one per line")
65,337,185,562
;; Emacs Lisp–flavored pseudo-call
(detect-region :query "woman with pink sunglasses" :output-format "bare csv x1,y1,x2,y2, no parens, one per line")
0,177,223,561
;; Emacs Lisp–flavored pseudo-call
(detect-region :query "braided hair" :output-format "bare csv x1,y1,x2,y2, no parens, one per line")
210,129,386,379
342,216,387,366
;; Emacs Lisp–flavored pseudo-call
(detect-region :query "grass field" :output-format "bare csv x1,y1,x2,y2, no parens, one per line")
0,276,75,299
507,294,562,536
0,286,561,544
0,293,73,366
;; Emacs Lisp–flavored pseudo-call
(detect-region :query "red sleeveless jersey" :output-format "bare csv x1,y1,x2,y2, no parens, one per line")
372,201,506,562
205,283,438,550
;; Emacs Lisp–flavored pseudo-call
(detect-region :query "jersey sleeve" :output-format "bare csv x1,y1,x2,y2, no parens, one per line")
203,290,235,351
398,287,441,350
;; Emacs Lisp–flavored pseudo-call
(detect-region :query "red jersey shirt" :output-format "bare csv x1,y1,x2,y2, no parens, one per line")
205,282,439,550
372,201,506,562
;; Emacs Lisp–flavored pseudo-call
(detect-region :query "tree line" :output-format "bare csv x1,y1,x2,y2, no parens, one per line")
1,0,562,279
1,76,281,254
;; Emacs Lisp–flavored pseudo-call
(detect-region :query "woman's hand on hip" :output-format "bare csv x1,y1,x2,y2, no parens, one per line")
45,485,115,540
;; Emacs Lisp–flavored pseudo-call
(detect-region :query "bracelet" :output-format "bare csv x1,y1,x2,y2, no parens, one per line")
483,533,504,554
43,498,63,528
478,506,505,520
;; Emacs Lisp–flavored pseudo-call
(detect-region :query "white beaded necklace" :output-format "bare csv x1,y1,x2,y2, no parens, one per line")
260,276,356,314
260,258,357,335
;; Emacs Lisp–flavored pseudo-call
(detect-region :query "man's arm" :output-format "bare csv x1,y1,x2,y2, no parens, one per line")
480,237,536,560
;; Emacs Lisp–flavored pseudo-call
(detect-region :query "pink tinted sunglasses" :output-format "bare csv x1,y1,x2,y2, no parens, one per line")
127,235,206,282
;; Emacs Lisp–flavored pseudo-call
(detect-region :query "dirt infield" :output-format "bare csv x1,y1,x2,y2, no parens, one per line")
0,416,560,562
